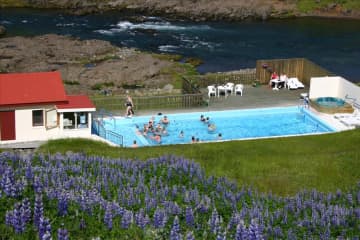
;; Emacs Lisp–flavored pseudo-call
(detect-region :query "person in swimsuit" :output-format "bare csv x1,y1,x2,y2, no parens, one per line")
125,95,134,117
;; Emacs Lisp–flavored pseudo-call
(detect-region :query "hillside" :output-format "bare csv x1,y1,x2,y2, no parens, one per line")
0,0,359,20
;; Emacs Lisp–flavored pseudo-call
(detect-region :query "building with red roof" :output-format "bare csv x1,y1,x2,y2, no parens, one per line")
0,71,96,143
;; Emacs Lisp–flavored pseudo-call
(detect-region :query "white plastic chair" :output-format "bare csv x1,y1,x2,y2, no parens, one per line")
224,82,235,95
207,85,216,98
235,84,244,96
217,85,227,97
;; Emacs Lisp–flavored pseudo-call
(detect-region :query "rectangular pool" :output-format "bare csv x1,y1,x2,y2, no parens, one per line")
100,106,336,147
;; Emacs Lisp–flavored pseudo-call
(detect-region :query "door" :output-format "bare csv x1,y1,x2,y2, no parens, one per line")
0,111,16,140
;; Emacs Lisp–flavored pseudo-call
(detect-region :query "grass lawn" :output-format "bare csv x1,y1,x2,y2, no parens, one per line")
37,128,360,196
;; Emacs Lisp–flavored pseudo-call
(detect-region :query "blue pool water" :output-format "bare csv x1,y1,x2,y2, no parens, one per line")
316,97,345,107
102,106,335,147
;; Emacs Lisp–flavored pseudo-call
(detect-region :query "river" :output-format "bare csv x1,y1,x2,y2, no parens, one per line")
1,8,360,82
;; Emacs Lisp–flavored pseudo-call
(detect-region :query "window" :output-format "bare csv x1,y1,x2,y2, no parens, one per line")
32,110,44,126
63,112,75,129
46,109,58,129
77,113,88,128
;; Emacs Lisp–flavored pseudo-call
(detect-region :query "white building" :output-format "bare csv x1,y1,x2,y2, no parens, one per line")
0,71,96,144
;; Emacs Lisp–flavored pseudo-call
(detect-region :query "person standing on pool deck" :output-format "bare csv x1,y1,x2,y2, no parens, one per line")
125,95,134,117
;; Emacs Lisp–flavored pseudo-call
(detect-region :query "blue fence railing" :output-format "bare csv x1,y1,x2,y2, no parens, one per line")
92,118,123,147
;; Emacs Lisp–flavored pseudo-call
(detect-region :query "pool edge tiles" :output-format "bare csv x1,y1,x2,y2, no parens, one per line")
101,106,337,147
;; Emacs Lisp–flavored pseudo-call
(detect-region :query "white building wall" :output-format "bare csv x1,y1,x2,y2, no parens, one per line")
309,76,341,99
13,107,93,142
15,107,59,141
337,77,360,104
309,76,360,105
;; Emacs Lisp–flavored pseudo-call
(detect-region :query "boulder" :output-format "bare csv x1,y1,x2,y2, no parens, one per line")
0,25,6,37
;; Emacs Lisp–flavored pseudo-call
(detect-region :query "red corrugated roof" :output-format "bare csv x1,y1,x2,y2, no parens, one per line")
56,95,96,110
0,71,68,107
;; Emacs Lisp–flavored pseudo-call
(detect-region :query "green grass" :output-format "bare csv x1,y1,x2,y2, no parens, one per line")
297,0,360,13
37,128,360,196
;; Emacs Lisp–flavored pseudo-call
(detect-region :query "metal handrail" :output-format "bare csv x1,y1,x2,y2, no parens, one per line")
92,118,123,147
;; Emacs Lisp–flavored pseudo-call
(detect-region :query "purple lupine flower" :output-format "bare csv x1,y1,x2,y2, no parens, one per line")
153,207,167,229
135,209,149,229
57,223,69,240
185,206,195,227
320,225,331,240
21,198,31,223
170,216,182,240
287,229,297,240
121,210,133,229
42,231,52,240
104,203,113,230
227,212,241,231
34,194,44,230
209,208,222,235
216,230,226,240
273,226,283,239
33,176,43,194
1,168,17,197
248,219,263,240
38,217,51,240
25,164,33,180
12,202,26,233
186,231,195,240
5,211,13,226
347,193,353,205
58,193,68,216
235,222,248,240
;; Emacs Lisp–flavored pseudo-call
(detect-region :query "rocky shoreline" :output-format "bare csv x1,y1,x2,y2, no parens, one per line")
0,34,188,95
0,0,359,21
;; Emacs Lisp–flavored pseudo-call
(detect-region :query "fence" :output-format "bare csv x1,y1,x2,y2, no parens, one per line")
92,118,124,147
91,94,204,113
256,58,334,86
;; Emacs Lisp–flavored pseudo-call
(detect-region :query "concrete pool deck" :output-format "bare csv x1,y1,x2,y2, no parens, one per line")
130,85,352,132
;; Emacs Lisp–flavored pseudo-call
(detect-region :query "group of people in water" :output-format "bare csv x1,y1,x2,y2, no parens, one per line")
125,95,223,147
129,109,222,147
188,115,221,143
134,115,170,144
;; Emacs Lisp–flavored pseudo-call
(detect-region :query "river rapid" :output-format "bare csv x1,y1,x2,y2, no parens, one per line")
1,8,360,82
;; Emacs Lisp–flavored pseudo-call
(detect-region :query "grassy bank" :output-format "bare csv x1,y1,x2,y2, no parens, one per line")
38,128,360,196
297,0,360,13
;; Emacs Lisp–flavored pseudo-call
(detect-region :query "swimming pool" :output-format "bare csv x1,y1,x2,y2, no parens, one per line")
101,106,335,147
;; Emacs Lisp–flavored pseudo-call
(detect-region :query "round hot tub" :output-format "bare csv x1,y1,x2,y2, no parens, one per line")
310,97,352,114
316,97,345,107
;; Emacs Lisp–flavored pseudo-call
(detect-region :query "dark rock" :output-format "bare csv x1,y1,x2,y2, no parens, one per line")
0,25,6,37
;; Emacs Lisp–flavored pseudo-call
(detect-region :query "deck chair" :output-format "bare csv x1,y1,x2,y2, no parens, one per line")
235,84,244,96
224,82,234,95
207,85,216,98
291,77,305,89
340,116,360,127
286,78,298,90
217,85,227,97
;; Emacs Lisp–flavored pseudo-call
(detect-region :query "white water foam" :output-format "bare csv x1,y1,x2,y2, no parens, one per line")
94,29,114,35
158,45,179,52
115,20,210,31
0,20,12,24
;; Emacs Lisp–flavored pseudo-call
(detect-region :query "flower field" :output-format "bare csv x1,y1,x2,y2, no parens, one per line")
1,151,359,239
